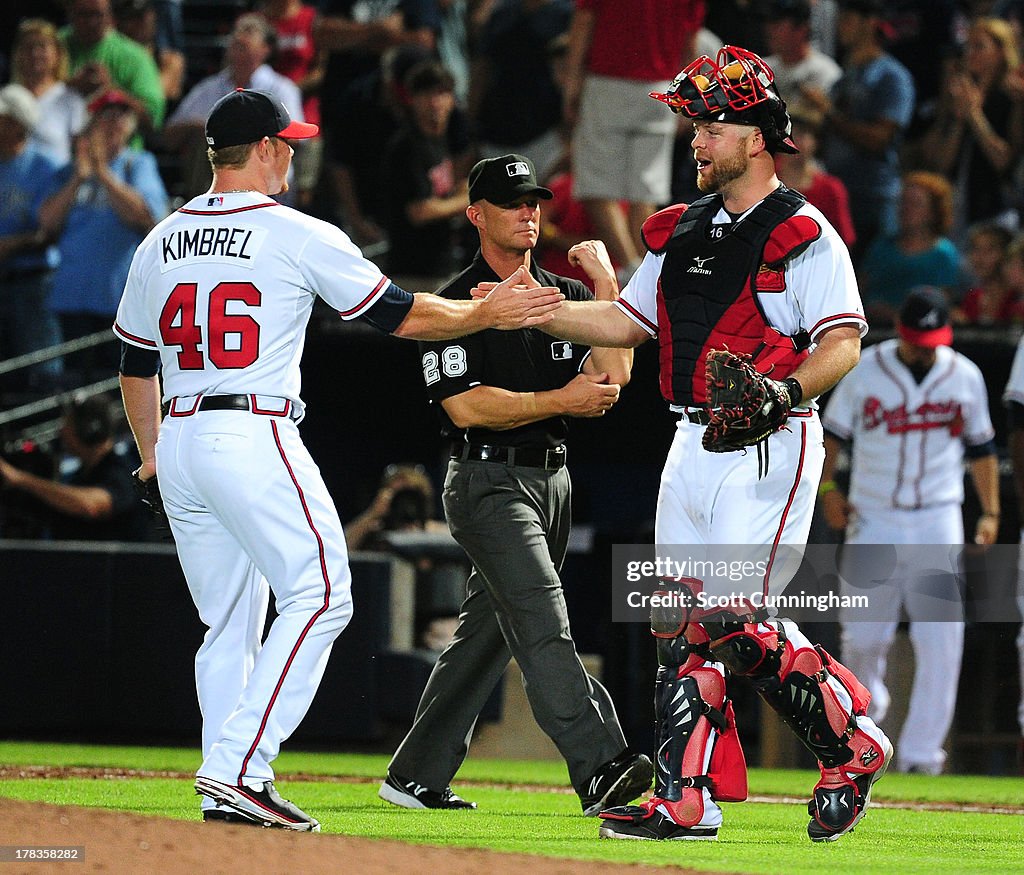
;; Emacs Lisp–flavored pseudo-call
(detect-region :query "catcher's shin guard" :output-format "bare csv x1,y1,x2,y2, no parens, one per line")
706,616,891,840
601,619,746,835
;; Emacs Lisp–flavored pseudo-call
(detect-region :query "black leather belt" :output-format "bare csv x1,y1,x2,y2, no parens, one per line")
684,409,711,425
451,443,567,470
162,394,293,418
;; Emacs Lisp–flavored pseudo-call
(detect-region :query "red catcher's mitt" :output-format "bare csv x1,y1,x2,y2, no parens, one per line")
702,349,793,453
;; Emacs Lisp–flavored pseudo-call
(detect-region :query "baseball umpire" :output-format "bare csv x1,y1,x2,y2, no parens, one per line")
380,153,653,815
538,46,893,842
113,90,562,830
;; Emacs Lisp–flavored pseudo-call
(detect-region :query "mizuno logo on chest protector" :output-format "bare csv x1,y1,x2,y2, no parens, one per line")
688,255,715,275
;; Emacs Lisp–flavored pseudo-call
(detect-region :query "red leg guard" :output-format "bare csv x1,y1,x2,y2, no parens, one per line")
708,699,747,802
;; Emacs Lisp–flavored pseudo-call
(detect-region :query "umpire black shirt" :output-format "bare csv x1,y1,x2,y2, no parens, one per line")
419,250,594,449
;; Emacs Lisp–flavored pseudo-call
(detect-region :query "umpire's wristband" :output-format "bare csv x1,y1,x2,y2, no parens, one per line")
783,377,804,407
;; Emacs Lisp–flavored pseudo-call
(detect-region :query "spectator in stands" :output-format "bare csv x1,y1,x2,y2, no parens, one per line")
702,0,767,55
882,0,962,137
563,0,706,286
326,44,435,246
918,17,1024,240
470,0,572,183
62,0,166,136
808,0,839,59
380,60,472,287
315,0,436,155
11,19,88,165
0,395,151,541
163,13,305,200
991,234,1024,326
954,221,1017,324
775,101,857,247
859,171,962,325
153,0,185,60
0,83,63,391
763,0,843,104
346,462,457,650
802,0,915,266
346,463,445,551
435,0,471,104
259,0,327,212
40,90,167,379
113,0,185,105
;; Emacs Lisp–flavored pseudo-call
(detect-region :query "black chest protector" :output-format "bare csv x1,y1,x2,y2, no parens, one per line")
641,186,819,406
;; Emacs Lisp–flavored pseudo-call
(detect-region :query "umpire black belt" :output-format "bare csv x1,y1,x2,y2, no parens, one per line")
451,443,567,471
162,394,297,419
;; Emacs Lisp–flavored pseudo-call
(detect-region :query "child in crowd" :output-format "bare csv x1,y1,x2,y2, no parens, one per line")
955,222,1018,324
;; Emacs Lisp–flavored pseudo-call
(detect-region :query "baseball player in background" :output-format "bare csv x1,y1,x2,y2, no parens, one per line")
113,89,562,830
535,46,892,842
381,154,653,815
822,287,999,775
1001,333,1024,768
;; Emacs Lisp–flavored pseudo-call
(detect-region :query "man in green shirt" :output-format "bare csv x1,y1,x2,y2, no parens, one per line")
63,0,166,134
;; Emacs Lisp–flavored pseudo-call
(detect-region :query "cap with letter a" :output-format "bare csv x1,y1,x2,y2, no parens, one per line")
897,287,953,348
205,88,318,150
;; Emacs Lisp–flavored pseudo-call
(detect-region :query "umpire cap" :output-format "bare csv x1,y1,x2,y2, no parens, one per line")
468,154,553,205
206,88,318,150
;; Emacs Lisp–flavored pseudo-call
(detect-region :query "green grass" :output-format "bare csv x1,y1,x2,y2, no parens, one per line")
1,741,1022,874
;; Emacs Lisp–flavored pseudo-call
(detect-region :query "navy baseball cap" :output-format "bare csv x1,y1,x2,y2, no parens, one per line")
898,287,953,348
205,88,318,150
468,154,552,205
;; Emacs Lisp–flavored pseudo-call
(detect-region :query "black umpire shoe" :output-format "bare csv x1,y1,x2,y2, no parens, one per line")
378,772,477,809
194,776,320,831
202,809,262,826
580,750,654,817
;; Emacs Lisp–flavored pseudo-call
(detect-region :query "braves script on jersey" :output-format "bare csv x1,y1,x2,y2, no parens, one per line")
114,191,388,411
823,339,994,510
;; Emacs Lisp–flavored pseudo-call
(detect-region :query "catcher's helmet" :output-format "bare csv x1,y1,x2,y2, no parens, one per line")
650,46,798,154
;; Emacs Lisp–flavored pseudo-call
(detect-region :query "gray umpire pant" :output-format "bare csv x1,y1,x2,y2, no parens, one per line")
388,458,627,794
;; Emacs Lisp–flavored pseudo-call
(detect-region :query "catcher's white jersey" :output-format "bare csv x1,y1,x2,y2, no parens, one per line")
822,339,994,509
114,191,389,410
616,200,867,374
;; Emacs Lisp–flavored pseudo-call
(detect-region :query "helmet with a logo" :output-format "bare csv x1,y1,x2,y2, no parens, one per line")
650,46,798,154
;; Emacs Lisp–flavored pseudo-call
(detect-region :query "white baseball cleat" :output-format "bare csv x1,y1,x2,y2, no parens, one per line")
195,776,320,831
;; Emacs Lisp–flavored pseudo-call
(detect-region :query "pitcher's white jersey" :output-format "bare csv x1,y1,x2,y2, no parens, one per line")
822,339,994,509
114,191,389,409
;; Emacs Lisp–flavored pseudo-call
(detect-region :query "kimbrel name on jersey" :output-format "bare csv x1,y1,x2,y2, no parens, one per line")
159,224,268,273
